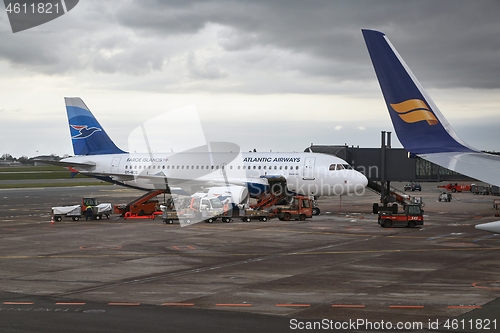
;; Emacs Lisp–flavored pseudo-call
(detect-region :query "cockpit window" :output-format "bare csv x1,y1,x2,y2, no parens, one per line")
329,164,343,170
330,163,353,171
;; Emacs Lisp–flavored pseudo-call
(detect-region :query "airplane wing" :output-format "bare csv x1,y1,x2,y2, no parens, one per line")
362,29,500,187
420,152,500,187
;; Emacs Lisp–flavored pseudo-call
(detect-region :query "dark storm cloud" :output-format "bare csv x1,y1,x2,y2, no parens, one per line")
115,0,500,89
1,0,499,89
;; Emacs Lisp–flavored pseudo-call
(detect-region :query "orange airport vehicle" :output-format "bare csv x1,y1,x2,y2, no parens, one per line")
239,196,313,222
274,195,313,221
438,183,471,193
114,190,165,218
378,204,423,228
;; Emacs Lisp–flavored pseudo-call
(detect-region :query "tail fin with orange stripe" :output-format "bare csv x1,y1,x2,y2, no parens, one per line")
362,29,475,155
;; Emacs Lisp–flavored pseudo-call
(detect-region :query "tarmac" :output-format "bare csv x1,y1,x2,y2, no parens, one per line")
0,183,499,332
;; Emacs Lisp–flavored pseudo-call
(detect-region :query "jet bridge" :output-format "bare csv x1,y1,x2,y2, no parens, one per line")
306,131,473,211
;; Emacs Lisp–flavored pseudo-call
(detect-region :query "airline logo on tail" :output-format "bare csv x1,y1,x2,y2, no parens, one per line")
70,125,102,139
389,99,438,125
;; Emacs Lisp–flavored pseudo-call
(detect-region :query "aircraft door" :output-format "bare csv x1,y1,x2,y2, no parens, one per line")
303,157,315,180
111,157,121,173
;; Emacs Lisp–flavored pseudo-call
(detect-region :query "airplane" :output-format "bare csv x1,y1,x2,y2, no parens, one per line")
362,29,500,233
45,97,368,217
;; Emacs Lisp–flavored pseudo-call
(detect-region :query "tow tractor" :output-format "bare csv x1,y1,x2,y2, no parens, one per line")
52,197,112,222
274,195,313,221
378,204,423,228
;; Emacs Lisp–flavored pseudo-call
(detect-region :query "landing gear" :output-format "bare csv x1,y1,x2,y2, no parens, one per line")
310,196,320,216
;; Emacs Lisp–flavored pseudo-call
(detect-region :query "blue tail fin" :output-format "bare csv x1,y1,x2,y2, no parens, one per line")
65,97,126,155
361,29,476,155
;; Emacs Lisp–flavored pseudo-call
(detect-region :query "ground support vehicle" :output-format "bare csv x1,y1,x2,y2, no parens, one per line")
114,190,165,217
189,193,226,223
239,208,270,222
160,193,227,224
378,204,423,228
404,182,421,191
273,196,313,221
491,186,500,196
160,206,197,224
471,184,490,195
438,183,471,193
52,198,112,222
52,205,81,222
438,192,452,202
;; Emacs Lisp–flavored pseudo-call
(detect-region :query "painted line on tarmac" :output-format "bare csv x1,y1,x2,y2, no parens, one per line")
2,301,34,305
1,301,486,310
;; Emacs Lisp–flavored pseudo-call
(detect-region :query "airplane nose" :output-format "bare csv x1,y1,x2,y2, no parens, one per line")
359,172,368,187
343,170,368,195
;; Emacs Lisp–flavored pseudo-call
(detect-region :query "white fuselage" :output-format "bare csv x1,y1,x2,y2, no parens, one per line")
64,151,368,197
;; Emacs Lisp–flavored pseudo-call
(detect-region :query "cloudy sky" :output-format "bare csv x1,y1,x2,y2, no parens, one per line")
1,0,500,158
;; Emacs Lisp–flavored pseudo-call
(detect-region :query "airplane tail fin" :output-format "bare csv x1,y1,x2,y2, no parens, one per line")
65,97,126,155
361,29,476,155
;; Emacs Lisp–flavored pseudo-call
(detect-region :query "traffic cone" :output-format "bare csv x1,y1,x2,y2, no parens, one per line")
50,217,55,225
